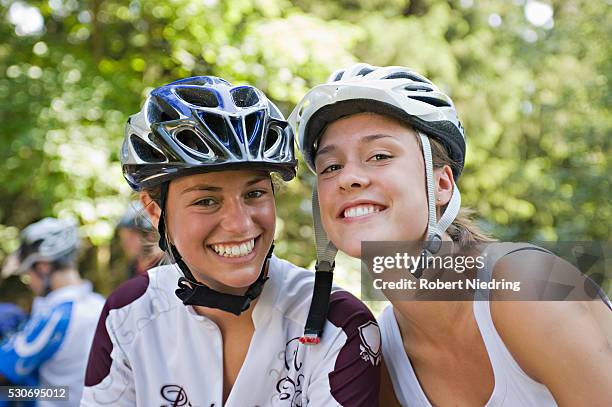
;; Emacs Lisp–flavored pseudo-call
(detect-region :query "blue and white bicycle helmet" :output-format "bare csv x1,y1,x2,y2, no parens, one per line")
122,76,296,191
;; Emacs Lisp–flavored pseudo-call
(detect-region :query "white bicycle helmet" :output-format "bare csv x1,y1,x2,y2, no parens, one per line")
14,217,79,274
290,63,465,177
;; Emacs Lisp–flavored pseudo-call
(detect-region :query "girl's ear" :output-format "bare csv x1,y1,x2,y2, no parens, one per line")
435,165,454,207
140,191,161,230
33,261,53,276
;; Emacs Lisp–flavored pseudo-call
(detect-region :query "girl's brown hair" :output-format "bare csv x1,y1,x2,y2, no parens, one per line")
426,136,496,248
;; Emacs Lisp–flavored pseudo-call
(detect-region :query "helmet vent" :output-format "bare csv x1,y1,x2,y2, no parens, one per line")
148,96,180,123
331,71,344,82
264,126,280,153
232,87,259,108
200,112,231,144
408,95,451,107
130,134,166,162
17,240,42,263
384,72,431,84
175,87,219,108
244,111,262,143
404,84,432,92
356,67,374,76
175,129,211,155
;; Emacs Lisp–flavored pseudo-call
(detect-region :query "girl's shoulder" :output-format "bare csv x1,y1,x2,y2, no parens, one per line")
100,264,182,334
487,244,612,389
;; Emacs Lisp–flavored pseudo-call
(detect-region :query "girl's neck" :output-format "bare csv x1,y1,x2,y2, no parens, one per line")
391,300,474,349
195,299,257,333
190,259,270,327
135,252,164,273
49,269,82,291
390,237,483,348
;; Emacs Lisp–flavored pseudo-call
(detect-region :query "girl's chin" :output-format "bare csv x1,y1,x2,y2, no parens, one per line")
215,269,264,291
336,243,362,259
189,267,260,292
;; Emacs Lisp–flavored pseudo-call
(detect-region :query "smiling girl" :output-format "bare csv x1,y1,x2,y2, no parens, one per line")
81,77,380,406
290,64,612,406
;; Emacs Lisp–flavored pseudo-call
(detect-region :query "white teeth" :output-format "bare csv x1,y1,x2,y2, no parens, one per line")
211,239,256,258
344,205,381,219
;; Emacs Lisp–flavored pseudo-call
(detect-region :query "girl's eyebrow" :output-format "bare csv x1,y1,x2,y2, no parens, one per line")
316,144,337,158
317,133,395,159
182,184,221,194
182,175,269,194
361,133,394,143
245,175,271,187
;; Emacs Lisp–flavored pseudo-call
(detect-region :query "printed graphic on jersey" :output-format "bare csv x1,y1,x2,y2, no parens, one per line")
160,384,193,407
358,321,381,366
273,337,304,406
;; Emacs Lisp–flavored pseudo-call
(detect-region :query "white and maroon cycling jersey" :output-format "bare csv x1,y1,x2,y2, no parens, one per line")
81,256,381,406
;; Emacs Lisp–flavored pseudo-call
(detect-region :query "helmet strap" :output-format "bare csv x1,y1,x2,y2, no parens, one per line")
415,132,462,278
157,182,170,252
301,186,337,344
173,244,272,315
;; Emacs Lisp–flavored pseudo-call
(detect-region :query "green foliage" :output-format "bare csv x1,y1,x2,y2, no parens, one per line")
0,0,609,296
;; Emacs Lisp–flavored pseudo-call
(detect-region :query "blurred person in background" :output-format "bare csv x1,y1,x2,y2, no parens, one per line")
116,201,164,278
0,218,105,406
0,303,27,342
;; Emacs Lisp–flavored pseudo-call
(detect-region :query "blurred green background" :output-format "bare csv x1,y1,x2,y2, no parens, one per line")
0,0,610,304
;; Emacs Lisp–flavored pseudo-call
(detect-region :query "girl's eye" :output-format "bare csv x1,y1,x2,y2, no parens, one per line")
369,153,392,161
320,164,342,174
246,190,266,199
195,198,217,207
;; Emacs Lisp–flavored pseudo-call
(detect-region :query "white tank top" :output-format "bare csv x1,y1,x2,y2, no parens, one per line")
379,243,558,407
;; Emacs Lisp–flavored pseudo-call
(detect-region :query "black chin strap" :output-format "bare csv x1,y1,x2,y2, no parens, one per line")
156,182,271,315
174,245,271,315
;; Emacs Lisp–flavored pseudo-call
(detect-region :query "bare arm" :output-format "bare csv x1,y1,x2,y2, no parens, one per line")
379,358,402,407
491,252,612,406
